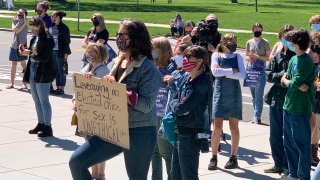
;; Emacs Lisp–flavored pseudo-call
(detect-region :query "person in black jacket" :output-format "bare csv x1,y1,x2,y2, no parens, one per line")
21,17,55,137
49,11,71,95
263,25,295,175
169,45,210,180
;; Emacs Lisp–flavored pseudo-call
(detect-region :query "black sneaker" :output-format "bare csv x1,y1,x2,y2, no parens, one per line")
208,156,218,170
54,89,65,95
38,125,53,137
224,155,238,169
29,123,44,134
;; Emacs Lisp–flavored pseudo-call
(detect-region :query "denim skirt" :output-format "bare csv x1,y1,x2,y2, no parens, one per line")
212,77,242,120
9,47,28,61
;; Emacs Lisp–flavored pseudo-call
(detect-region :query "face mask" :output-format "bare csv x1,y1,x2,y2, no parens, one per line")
226,44,237,52
36,10,43,16
281,38,287,47
287,41,295,52
92,20,99,27
116,36,129,52
311,24,320,32
86,55,94,64
253,31,262,38
311,44,320,54
174,54,184,67
182,57,198,72
151,49,160,60
18,13,24,19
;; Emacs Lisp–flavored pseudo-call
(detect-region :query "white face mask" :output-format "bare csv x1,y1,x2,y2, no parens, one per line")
152,49,160,60
174,54,184,67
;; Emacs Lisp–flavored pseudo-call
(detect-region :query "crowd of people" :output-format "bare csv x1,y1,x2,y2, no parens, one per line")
3,1,320,179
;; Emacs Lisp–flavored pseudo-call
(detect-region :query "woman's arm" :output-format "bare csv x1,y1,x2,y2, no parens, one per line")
210,52,233,77
226,54,246,80
269,42,281,61
170,85,207,116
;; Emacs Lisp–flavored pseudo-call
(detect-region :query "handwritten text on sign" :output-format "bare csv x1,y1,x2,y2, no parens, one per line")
73,73,130,149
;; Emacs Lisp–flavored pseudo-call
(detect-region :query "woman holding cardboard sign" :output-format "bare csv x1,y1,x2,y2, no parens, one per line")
72,43,113,180
69,19,160,180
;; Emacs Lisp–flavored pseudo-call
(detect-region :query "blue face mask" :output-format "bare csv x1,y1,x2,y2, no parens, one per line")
287,41,295,52
281,38,287,47
311,24,320,32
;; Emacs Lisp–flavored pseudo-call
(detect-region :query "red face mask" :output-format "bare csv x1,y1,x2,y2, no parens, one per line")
182,57,198,72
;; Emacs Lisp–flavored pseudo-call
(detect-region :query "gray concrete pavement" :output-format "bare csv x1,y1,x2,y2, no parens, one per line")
0,83,294,179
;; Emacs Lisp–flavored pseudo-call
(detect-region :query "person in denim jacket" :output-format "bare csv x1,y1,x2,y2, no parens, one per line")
169,45,210,180
263,25,295,175
69,19,160,180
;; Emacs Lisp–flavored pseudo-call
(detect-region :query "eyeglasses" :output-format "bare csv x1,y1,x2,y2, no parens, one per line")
116,32,128,37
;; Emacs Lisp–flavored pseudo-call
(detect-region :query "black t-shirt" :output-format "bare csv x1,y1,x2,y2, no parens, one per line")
86,28,109,44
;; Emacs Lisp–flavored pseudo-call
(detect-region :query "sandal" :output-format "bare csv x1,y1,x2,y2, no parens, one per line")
6,85,14,89
20,84,28,90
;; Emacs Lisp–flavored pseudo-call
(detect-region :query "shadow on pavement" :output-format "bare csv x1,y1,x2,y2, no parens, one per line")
218,135,270,165
40,136,80,151
219,167,278,180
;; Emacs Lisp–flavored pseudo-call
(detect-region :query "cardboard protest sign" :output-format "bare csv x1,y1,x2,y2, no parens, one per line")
73,73,130,149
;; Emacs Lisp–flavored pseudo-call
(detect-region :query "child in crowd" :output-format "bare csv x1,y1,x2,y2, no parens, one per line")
208,34,245,170
281,29,316,180
72,43,112,180
151,37,176,180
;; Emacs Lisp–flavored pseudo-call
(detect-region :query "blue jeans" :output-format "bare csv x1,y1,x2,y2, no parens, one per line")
69,126,157,180
152,118,173,180
52,51,66,87
283,110,311,180
269,106,287,170
170,133,200,180
250,72,266,121
312,162,320,180
29,61,52,125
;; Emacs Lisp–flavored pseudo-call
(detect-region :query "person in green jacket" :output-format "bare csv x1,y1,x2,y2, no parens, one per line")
281,29,316,180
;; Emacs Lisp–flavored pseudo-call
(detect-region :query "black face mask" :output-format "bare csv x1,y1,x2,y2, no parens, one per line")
18,14,24,19
91,19,99,27
226,44,237,52
311,44,320,54
254,31,262,38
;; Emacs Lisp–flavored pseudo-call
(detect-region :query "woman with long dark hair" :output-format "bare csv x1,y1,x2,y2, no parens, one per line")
49,11,71,95
69,19,160,180
20,18,55,137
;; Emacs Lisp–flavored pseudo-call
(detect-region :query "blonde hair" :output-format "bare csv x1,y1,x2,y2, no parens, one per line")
93,13,106,31
310,31,320,45
309,15,320,26
86,43,108,64
217,34,237,53
152,37,173,68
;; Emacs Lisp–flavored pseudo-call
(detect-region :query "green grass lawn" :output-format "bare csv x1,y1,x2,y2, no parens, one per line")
0,0,318,48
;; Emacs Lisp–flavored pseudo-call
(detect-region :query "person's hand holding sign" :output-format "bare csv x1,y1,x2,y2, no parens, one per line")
103,75,116,83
